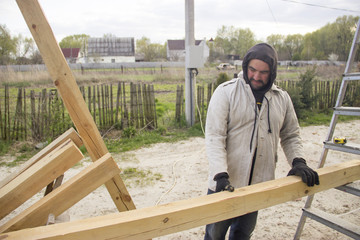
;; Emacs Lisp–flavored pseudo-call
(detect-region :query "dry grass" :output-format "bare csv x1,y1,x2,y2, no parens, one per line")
0,67,189,88
0,67,52,87
0,65,348,89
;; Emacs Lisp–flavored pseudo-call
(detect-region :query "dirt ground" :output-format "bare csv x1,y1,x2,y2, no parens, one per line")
1,120,359,239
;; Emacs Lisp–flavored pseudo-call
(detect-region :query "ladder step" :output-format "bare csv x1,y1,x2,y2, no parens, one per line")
303,207,360,239
334,107,360,116
335,182,360,197
343,72,360,81
324,141,360,155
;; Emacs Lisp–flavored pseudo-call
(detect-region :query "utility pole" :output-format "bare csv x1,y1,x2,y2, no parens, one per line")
185,0,195,126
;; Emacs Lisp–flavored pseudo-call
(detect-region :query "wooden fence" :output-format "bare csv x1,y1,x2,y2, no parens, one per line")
0,82,156,142
1,79,359,142
277,79,360,109
174,79,360,125
174,83,212,126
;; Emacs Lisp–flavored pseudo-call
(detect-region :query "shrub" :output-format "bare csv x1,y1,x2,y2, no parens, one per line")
215,72,230,89
123,126,137,138
299,66,317,109
287,88,305,119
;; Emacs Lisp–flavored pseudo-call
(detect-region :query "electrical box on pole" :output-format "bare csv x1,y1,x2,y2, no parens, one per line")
186,45,205,68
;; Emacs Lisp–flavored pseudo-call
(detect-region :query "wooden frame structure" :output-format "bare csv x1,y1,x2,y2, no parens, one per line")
14,0,135,212
1,160,360,239
0,1,359,239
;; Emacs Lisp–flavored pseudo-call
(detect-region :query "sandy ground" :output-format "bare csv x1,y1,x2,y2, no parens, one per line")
1,120,359,239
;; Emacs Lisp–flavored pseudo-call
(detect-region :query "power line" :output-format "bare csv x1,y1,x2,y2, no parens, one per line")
266,0,279,25
279,0,360,13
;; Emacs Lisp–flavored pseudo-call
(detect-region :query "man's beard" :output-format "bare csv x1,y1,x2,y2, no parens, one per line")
249,78,267,91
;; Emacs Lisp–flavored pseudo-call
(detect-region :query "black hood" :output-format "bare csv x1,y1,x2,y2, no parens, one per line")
242,43,278,93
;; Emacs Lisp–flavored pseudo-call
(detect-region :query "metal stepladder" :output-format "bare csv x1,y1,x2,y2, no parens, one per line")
294,19,360,240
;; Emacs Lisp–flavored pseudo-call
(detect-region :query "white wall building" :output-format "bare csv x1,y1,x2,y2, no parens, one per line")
78,37,135,63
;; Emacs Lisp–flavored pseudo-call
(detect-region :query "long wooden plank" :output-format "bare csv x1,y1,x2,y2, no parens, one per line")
1,160,359,240
0,139,83,220
0,153,120,233
15,0,135,211
0,128,82,189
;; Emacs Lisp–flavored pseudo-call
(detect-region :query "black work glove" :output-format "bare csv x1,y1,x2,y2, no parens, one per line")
214,172,234,192
287,158,320,187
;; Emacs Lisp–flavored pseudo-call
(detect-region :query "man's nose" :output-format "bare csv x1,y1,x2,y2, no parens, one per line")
253,71,261,80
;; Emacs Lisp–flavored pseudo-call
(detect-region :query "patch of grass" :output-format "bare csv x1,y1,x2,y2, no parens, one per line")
105,125,204,154
299,110,331,127
120,167,162,187
3,81,32,88
298,109,358,127
0,141,11,155
0,142,39,167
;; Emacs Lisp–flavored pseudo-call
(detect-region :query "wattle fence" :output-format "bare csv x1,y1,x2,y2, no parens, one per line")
0,82,157,142
1,79,359,142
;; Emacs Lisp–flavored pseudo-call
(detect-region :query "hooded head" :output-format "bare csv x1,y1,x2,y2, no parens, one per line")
242,43,278,93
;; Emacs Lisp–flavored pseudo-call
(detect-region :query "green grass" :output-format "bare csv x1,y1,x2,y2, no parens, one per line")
105,123,204,154
120,167,162,187
298,109,358,127
0,142,39,167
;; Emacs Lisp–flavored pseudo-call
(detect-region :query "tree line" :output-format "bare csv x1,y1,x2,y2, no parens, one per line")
0,15,358,65
211,15,359,62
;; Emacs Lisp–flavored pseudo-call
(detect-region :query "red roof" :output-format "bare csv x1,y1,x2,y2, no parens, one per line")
61,48,80,58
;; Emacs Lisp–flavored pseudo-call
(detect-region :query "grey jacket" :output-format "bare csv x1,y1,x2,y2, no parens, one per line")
205,77,304,191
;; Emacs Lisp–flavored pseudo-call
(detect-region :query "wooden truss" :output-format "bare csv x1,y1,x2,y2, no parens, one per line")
0,0,135,234
0,0,360,239
1,160,359,239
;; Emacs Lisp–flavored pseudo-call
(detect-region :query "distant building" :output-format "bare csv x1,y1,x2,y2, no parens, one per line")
78,37,135,63
61,48,80,63
167,39,209,62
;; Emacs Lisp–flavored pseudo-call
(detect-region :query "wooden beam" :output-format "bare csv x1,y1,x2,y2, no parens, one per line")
0,153,120,233
15,0,135,212
0,139,83,220
1,160,359,240
0,128,82,189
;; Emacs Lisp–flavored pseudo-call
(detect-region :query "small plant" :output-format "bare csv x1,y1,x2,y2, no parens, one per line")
155,126,167,135
122,126,137,138
114,122,122,130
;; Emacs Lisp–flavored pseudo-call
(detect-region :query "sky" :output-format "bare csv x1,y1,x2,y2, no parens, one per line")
1,0,360,44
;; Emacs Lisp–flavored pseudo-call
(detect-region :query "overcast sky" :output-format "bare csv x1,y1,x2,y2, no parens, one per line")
1,0,359,44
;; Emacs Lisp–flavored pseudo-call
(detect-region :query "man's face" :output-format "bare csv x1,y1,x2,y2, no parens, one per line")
247,59,270,90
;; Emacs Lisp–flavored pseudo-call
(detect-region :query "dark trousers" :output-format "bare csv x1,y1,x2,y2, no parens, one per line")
204,189,258,240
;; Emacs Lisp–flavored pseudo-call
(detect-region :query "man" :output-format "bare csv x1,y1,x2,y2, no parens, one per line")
204,43,319,240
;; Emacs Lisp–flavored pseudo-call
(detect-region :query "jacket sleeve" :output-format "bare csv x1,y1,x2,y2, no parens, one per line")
279,92,305,165
205,85,230,178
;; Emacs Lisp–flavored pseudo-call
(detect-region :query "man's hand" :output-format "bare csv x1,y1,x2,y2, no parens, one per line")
287,158,320,187
214,172,234,192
